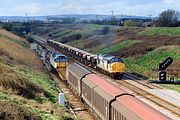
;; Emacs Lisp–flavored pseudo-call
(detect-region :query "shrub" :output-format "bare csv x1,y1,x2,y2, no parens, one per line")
124,20,142,27
101,26,110,35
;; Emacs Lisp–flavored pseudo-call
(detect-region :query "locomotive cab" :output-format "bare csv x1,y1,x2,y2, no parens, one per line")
50,51,68,71
97,54,125,79
109,57,125,73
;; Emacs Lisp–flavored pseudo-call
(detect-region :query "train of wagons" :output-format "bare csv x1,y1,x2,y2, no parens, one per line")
38,40,171,120
47,39,125,79
66,62,170,120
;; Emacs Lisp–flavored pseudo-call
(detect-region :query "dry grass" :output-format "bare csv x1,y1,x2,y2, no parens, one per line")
0,29,74,119
0,29,25,41
0,37,43,70
0,101,41,120
0,63,48,99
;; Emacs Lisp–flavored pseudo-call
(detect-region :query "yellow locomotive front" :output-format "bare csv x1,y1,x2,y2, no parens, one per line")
50,52,68,71
97,54,125,79
55,56,68,69
111,62,125,73
110,59,125,79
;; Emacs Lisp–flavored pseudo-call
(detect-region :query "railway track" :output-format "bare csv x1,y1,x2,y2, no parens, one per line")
134,80,163,89
123,72,163,89
115,79,180,117
123,72,141,80
54,73,95,120
123,72,162,89
33,37,96,119
32,35,179,119
38,46,95,119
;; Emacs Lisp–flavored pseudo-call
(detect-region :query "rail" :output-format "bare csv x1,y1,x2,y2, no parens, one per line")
116,80,180,117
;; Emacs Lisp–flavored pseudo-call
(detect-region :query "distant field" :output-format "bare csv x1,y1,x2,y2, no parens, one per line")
68,39,84,48
57,24,120,36
93,39,137,54
139,27,180,36
79,24,105,34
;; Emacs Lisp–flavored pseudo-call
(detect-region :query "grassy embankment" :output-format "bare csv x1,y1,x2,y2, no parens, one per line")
139,27,180,36
94,27,180,92
31,23,120,49
92,40,138,54
0,29,75,119
139,27,180,92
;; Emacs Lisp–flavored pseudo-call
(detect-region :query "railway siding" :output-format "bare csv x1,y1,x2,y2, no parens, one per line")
124,80,180,107
117,80,180,119
148,89,180,106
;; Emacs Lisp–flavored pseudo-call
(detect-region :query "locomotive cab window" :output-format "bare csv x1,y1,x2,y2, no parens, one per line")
55,59,68,62
109,58,123,63
54,57,68,62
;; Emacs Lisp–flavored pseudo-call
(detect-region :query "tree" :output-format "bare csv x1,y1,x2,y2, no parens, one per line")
2,23,13,31
62,17,76,24
157,9,180,27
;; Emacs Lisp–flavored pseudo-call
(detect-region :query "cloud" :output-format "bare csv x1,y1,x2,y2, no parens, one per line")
0,0,179,16
164,0,174,4
13,3,40,15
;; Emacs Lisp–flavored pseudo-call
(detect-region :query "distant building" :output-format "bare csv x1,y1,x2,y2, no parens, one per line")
0,19,9,23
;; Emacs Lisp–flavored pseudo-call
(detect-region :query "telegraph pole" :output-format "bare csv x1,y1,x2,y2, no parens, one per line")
148,14,152,21
96,14,98,24
25,12,29,23
109,10,114,17
109,10,119,25
120,13,123,24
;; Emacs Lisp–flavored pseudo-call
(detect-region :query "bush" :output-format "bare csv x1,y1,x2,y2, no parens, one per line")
101,26,109,35
26,35,34,43
124,20,142,27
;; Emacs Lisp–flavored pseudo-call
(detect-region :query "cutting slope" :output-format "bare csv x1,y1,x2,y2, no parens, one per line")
0,29,74,120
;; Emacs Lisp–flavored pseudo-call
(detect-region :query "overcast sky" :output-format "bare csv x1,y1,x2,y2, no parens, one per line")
0,0,179,16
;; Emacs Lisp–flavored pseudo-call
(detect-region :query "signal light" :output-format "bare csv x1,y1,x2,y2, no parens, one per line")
159,57,173,71
159,71,166,81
